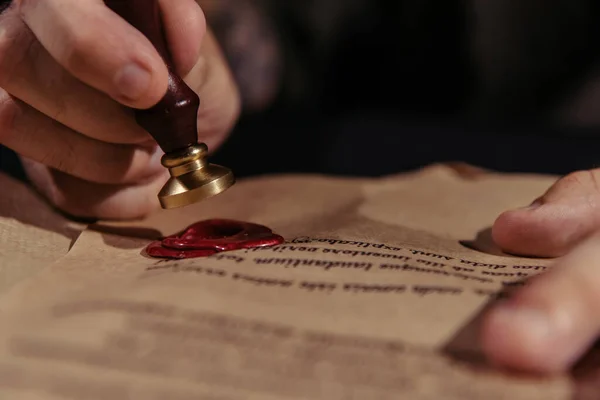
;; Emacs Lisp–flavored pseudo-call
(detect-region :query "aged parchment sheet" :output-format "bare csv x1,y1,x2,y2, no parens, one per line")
0,165,597,399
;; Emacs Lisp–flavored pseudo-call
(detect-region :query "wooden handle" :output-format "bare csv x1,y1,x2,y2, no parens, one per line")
106,0,199,153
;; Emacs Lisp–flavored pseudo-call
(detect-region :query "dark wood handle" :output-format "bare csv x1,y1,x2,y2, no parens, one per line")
106,0,199,153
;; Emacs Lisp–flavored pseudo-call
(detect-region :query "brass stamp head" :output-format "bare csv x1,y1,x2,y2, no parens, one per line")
158,143,235,209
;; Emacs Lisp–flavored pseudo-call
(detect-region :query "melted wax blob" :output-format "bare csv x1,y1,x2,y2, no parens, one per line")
145,219,284,259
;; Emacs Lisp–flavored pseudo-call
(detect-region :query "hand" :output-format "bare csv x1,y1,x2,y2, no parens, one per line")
0,0,240,220
481,169,600,373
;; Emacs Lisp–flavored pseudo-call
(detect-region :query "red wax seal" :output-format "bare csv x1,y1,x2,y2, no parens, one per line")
145,219,284,259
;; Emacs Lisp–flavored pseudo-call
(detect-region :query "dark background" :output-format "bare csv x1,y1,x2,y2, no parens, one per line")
211,0,600,178
3,0,600,181
212,112,600,178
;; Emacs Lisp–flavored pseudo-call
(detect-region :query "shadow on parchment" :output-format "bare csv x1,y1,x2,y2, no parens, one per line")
88,223,163,250
459,227,514,257
441,298,500,373
89,223,171,259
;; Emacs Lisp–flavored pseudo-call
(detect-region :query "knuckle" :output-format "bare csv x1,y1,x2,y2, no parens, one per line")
554,170,600,194
60,31,94,74
552,170,589,192
560,170,589,186
560,171,584,185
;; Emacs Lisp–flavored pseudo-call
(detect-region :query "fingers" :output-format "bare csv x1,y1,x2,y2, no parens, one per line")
1,0,214,146
17,0,168,108
158,0,205,77
481,233,600,373
0,89,164,184
0,12,151,144
186,29,240,150
21,158,168,220
492,170,600,257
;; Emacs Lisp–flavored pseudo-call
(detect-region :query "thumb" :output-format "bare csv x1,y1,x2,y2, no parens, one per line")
492,170,600,257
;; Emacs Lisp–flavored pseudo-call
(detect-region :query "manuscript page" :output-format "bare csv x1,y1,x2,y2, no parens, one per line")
0,165,596,399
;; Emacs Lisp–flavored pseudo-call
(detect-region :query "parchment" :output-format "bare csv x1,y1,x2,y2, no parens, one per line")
0,174,83,296
0,164,598,399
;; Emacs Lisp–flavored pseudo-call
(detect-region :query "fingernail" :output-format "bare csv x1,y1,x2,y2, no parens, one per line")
115,62,152,101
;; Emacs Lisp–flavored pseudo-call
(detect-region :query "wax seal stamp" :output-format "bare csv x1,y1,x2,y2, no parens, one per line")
107,0,235,209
